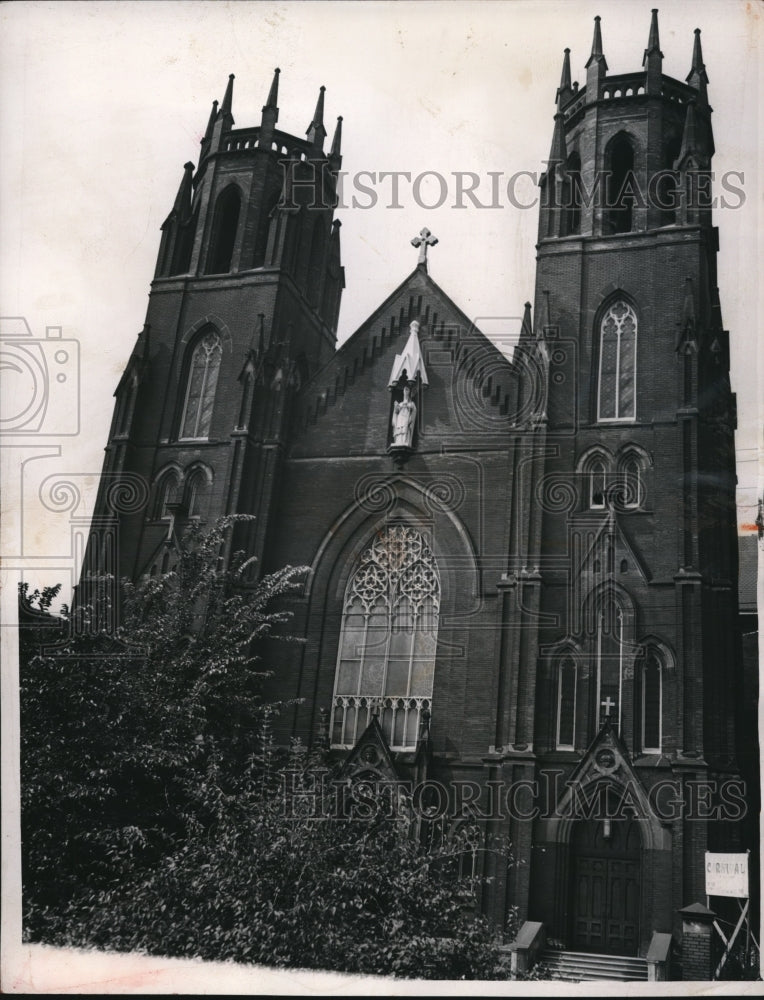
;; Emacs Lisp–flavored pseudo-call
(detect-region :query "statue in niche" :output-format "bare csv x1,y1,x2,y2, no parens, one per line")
391,383,416,447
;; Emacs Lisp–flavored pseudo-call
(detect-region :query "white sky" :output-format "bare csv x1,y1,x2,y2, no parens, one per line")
1,0,761,607
0,1,762,992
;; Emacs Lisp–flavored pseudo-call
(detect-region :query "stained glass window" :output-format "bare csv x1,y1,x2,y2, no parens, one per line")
331,525,439,751
597,300,637,421
180,331,222,440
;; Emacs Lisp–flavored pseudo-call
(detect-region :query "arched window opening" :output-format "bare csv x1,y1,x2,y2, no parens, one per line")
180,331,223,440
206,187,241,274
565,151,582,235
597,300,637,422
184,467,211,519
590,458,607,508
330,525,439,752
641,650,662,752
154,470,180,519
606,135,635,234
556,656,577,749
622,455,642,509
306,218,325,307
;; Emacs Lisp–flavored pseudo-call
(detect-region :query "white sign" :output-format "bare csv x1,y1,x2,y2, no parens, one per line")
705,852,749,898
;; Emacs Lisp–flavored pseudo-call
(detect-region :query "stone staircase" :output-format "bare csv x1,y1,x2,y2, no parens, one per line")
537,948,649,982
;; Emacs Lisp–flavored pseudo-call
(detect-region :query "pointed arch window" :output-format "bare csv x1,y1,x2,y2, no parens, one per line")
597,300,637,422
206,186,241,274
154,468,180,519
556,656,577,749
179,331,222,440
641,649,662,752
330,525,439,752
622,455,642,509
184,465,212,518
589,458,607,509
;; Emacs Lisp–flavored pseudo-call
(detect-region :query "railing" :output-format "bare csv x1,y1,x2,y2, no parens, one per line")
600,74,646,101
331,694,431,751
220,127,316,158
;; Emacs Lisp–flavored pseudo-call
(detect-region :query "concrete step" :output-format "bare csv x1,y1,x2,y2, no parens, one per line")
538,948,648,982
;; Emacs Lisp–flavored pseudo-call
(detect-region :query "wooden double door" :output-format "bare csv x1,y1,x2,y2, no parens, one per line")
570,817,641,955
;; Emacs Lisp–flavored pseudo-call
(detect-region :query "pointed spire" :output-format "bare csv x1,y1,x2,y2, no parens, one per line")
585,15,608,97
643,9,663,93
557,48,572,102
330,116,343,158
306,85,327,148
645,8,661,57
172,161,194,217
260,68,280,140
686,28,709,94
560,48,572,91
389,320,429,387
328,115,343,172
585,15,608,69
520,301,533,342
219,73,235,119
202,100,218,146
264,67,280,110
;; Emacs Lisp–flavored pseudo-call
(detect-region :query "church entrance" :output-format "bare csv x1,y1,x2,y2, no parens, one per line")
569,815,641,955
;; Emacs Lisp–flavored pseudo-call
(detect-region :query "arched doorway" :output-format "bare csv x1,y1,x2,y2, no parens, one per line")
570,814,641,955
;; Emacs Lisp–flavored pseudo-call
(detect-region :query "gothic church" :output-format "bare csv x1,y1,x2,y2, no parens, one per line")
85,11,750,977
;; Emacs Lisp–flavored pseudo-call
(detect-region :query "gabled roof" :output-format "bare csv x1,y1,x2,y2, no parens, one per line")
334,717,403,783
293,265,519,437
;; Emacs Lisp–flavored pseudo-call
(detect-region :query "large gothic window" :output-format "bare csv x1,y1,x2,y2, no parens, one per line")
330,525,440,751
180,331,222,440
597,300,637,422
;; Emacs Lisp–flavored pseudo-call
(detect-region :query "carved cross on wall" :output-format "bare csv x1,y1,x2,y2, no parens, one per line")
411,227,438,269
601,696,616,716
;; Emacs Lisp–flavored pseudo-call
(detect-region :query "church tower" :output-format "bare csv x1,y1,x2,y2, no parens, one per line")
519,11,744,954
87,70,344,587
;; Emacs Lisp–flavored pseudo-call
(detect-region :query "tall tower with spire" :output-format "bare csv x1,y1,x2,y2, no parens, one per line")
520,11,744,954
90,71,345,584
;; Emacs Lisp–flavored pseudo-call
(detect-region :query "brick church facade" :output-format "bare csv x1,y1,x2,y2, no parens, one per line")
84,12,752,975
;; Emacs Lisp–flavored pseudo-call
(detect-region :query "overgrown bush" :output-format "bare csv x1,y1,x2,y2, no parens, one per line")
20,517,507,979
